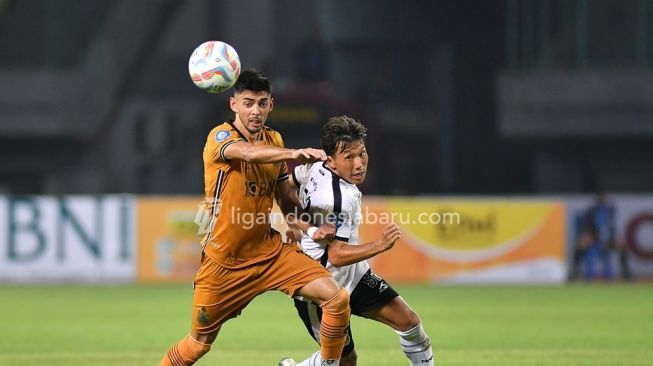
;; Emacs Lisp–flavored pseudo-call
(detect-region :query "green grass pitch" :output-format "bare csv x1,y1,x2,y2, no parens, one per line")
1,284,652,366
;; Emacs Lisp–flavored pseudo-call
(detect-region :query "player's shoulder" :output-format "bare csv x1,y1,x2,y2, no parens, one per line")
263,125,282,138
305,163,335,184
207,121,240,142
261,126,285,146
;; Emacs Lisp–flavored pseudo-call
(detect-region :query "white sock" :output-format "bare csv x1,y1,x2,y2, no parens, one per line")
296,351,340,366
395,323,434,366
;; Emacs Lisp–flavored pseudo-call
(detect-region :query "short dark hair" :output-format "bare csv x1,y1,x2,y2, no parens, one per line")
233,69,271,94
320,116,368,156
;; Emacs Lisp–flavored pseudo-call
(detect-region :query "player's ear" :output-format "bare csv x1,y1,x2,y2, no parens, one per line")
229,96,238,112
269,97,274,112
326,156,336,169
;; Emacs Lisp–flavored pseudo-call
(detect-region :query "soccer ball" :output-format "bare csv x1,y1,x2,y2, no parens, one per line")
188,40,241,93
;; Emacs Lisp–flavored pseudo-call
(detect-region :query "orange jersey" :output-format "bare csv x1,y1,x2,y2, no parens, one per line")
202,121,289,269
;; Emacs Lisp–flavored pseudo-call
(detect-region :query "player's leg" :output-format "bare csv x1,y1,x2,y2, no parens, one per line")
569,245,587,280
352,270,433,366
160,332,214,366
599,246,613,280
296,276,351,365
618,245,633,280
583,244,598,281
270,244,351,365
288,299,357,366
364,296,434,366
160,254,259,366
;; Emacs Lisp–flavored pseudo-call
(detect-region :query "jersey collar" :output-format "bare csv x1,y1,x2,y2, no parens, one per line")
227,119,256,142
322,162,356,186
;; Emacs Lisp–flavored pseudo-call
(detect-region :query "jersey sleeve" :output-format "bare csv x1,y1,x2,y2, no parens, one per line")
292,164,312,187
206,127,245,162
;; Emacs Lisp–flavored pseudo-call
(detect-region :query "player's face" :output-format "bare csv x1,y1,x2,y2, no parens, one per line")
327,140,368,185
230,90,274,137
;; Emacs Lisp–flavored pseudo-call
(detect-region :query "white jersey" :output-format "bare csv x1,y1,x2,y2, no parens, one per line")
293,162,368,294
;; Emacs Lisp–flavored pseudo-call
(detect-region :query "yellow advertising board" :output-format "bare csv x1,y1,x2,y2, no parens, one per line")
361,198,566,283
136,197,205,282
136,197,289,283
136,196,565,284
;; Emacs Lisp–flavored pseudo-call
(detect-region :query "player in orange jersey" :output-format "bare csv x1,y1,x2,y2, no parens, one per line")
159,70,350,366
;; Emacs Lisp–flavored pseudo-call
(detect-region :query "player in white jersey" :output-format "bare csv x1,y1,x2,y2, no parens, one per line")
280,116,434,366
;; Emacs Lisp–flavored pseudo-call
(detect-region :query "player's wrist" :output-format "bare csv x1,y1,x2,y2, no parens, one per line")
306,226,318,238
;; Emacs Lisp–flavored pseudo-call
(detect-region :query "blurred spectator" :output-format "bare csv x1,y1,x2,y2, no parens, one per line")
569,191,633,281
295,27,329,83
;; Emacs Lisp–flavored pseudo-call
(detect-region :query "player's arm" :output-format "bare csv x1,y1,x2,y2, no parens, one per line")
326,223,401,267
275,178,335,241
222,142,326,164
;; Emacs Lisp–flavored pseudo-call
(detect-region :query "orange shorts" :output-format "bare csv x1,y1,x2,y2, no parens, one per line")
191,243,331,334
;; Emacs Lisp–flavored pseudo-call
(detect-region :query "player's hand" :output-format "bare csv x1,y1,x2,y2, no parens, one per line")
293,148,327,163
312,223,336,241
285,228,303,245
380,223,402,250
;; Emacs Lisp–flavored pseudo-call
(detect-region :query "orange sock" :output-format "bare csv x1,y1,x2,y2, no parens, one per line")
159,334,211,366
319,288,350,360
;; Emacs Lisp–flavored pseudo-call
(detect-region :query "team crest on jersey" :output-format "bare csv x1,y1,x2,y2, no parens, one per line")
215,130,231,142
197,306,211,326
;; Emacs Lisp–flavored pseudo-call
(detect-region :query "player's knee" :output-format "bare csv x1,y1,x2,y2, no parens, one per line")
184,335,212,362
321,287,350,314
341,349,358,366
396,310,422,332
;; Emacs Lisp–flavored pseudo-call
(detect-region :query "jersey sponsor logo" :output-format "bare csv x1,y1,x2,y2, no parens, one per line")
215,129,231,142
245,180,275,197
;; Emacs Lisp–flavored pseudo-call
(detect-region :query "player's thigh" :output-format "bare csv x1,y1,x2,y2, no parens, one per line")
264,244,338,304
191,255,261,340
297,276,342,305
351,270,419,331
363,296,421,331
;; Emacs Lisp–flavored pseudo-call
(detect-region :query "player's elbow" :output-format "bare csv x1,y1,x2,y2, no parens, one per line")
330,258,346,267
327,244,353,267
328,252,349,268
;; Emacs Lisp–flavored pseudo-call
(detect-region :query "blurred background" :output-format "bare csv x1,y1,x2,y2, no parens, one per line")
1,0,652,284
2,0,653,196
2,3,653,365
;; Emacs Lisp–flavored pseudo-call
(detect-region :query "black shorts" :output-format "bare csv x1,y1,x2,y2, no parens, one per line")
293,269,399,356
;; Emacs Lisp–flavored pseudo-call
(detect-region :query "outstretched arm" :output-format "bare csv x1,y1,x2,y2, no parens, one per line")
222,141,326,164
327,223,402,267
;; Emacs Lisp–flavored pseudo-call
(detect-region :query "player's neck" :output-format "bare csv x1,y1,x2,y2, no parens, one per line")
322,162,355,186
232,118,262,142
